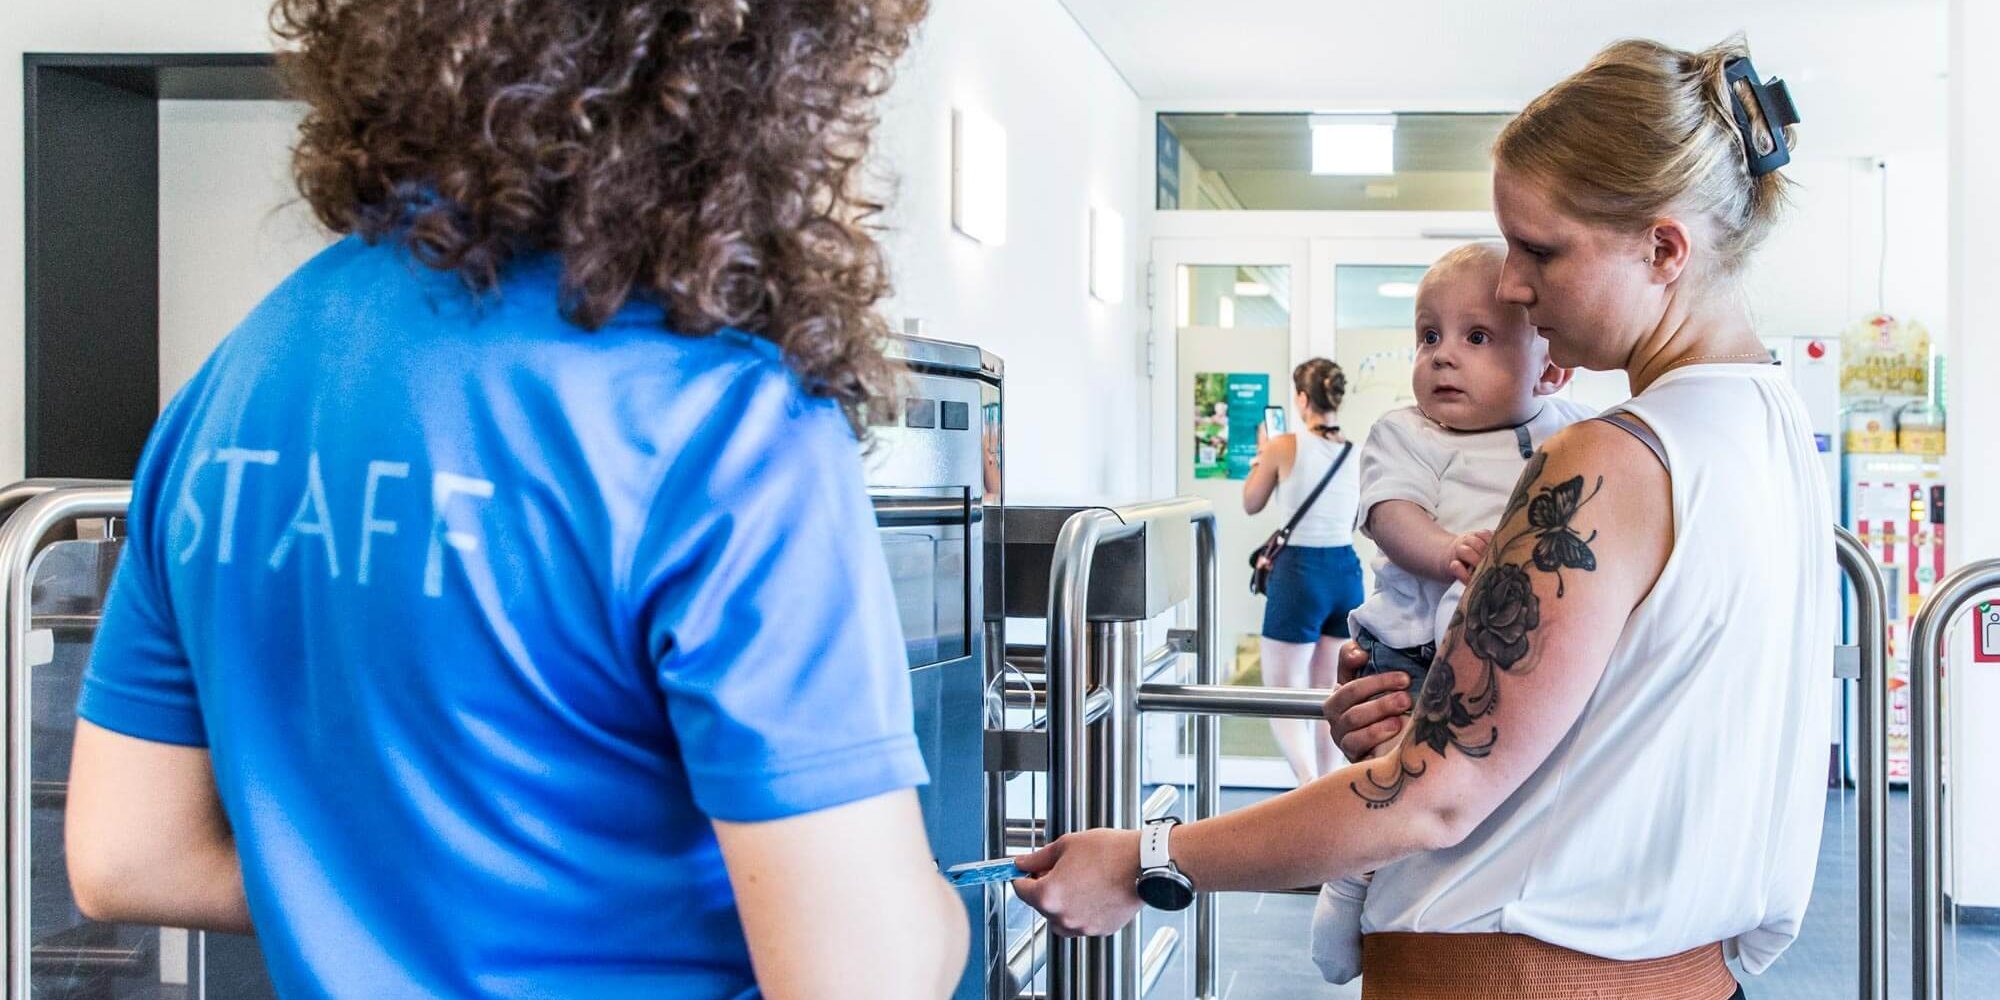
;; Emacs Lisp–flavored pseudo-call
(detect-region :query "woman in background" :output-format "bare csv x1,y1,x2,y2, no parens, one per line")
1243,358,1363,782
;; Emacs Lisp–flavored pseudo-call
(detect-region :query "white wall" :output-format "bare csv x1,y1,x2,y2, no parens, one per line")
158,100,328,403
1946,0,2000,910
6,0,1152,506
1745,151,1949,341
1,0,276,482
872,0,1149,503
1571,150,1949,413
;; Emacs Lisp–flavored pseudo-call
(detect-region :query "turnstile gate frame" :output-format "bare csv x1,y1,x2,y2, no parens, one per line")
994,500,1896,1000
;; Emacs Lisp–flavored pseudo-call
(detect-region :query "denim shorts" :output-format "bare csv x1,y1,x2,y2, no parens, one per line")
1259,544,1364,644
1354,626,1433,692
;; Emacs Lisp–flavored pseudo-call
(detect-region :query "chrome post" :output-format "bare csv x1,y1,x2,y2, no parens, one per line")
1046,508,1119,1000
1035,498,1213,1000
1137,684,1326,718
1084,621,1142,1000
1138,927,1180,997
1191,512,1218,1000
985,618,1014,1000
0,485,133,999
0,481,120,518
1834,527,1889,1000
1909,557,2000,1000
1008,914,1051,997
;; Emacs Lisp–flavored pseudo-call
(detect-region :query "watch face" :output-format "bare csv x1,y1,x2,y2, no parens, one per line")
1137,871,1196,911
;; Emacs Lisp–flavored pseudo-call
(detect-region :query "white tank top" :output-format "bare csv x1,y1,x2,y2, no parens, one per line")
1277,430,1360,547
1360,364,1837,973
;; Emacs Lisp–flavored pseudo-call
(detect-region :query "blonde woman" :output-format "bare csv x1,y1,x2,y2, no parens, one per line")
1017,36,1825,999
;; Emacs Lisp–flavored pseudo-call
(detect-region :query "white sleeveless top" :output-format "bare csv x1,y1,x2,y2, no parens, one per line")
1360,364,1836,973
1276,430,1360,548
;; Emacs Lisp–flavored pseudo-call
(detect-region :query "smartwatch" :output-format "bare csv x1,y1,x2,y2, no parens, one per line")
1135,817,1196,911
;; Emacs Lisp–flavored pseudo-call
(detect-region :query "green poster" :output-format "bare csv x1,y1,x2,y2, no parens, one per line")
1225,374,1268,480
1192,372,1268,480
1192,372,1228,479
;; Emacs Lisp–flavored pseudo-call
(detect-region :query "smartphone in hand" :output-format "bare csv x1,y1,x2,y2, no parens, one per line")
1263,406,1287,438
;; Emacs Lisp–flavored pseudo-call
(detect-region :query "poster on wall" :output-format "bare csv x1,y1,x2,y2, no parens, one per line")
1225,374,1269,479
1192,372,1270,480
1192,372,1229,478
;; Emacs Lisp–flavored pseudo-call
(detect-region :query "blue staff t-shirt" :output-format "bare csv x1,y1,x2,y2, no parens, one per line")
79,236,928,998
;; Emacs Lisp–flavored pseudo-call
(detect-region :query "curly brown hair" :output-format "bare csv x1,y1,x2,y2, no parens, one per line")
271,0,928,428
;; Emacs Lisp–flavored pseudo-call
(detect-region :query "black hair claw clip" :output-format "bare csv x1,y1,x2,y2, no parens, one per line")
1724,56,1802,177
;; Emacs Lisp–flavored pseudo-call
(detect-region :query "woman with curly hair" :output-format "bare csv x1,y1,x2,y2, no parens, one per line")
61,1,967,997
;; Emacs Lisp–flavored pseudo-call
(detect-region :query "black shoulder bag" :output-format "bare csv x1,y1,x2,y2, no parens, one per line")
1248,441,1353,596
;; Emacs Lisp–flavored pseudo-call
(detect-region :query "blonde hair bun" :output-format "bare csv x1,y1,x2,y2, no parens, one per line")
1494,35,1797,274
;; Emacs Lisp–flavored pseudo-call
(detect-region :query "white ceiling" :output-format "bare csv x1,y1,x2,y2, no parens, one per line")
1058,0,1946,157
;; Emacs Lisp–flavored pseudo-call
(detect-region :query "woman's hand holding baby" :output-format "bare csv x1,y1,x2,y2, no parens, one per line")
1324,642,1414,763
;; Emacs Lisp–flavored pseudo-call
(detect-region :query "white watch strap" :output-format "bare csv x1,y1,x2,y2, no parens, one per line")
1141,819,1177,871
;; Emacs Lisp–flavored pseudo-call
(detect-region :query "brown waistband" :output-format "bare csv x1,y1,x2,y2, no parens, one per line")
1360,933,1736,1000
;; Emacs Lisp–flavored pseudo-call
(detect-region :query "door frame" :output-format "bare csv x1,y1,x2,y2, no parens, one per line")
1147,210,1500,499
1144,213,1497,790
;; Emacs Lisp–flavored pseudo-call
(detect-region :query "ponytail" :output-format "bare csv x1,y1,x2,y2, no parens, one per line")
1292,358,1346,419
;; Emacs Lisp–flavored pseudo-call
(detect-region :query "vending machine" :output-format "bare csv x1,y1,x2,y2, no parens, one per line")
1842,452,1946,783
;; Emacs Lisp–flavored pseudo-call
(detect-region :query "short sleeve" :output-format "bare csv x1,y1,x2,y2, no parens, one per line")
78,399,207,748
635,367,926,824
1356,412,1443,537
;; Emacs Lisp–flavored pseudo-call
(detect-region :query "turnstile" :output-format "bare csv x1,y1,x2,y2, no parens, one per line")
0,481,1973,1000
0,482,277,999
985,497,1903,1000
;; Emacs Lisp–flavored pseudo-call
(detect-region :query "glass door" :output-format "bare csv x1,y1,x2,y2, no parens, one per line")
1146,239,1310,791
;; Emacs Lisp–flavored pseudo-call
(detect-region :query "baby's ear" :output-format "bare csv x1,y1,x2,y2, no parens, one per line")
1534,362,1574,397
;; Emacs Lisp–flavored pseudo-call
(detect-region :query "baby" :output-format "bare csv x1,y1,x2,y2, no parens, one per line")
1311,241,1592,984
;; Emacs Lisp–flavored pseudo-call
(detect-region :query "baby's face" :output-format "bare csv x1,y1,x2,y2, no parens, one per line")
1412,264,1554,432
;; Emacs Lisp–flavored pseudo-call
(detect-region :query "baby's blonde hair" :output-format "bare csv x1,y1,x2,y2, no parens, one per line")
1417,241,1508,299
1493,35,1795,274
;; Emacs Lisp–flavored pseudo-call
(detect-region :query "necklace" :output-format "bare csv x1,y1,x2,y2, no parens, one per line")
1660,350,1772,374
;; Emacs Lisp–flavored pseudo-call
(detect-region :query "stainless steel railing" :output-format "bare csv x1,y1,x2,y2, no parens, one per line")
1020,508,1895,1000
0,483,133,998
0,483,1903,1000
1039,498,1216,1000
1908,554,2000,1000
1834,526,1891,1000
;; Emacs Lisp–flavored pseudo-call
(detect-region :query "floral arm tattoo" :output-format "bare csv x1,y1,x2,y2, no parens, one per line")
1350,451,1605,808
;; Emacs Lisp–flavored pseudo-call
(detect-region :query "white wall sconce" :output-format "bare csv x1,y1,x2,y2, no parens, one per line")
952,107,1008,245
1089,205,1125,303
1310,114,1397,176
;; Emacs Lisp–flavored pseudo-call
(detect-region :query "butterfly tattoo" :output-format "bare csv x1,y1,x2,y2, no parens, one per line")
1526,475,1603,596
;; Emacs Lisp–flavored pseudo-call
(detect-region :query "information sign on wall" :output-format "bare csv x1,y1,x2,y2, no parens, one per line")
1191,372,1269,480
